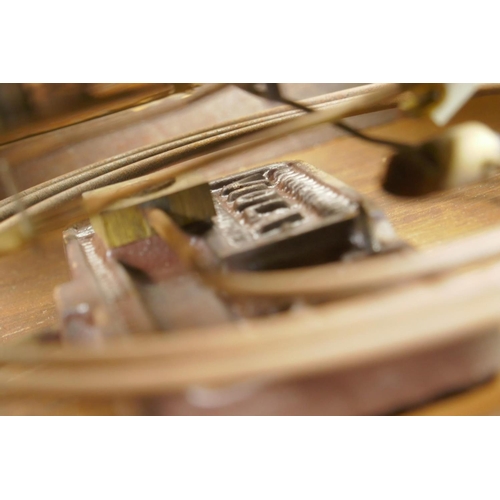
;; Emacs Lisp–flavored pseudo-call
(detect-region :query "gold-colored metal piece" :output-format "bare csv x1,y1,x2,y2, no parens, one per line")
90,182,216,249
144,183,216,228
90,206,153,249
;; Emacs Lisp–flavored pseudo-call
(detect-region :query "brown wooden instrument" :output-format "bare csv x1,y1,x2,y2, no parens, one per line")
2,83,500,415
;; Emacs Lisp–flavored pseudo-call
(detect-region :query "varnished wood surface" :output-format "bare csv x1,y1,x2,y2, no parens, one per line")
1,93,500,414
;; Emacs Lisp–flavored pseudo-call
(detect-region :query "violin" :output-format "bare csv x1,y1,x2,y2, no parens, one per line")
1,83,500,415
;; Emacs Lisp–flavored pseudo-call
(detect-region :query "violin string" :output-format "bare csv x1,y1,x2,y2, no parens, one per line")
0,84,229,217
0,84,396,225
240,83,409,150
2,85,500,392
1,256,499,395
0,84,402,252
82,83,402,216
